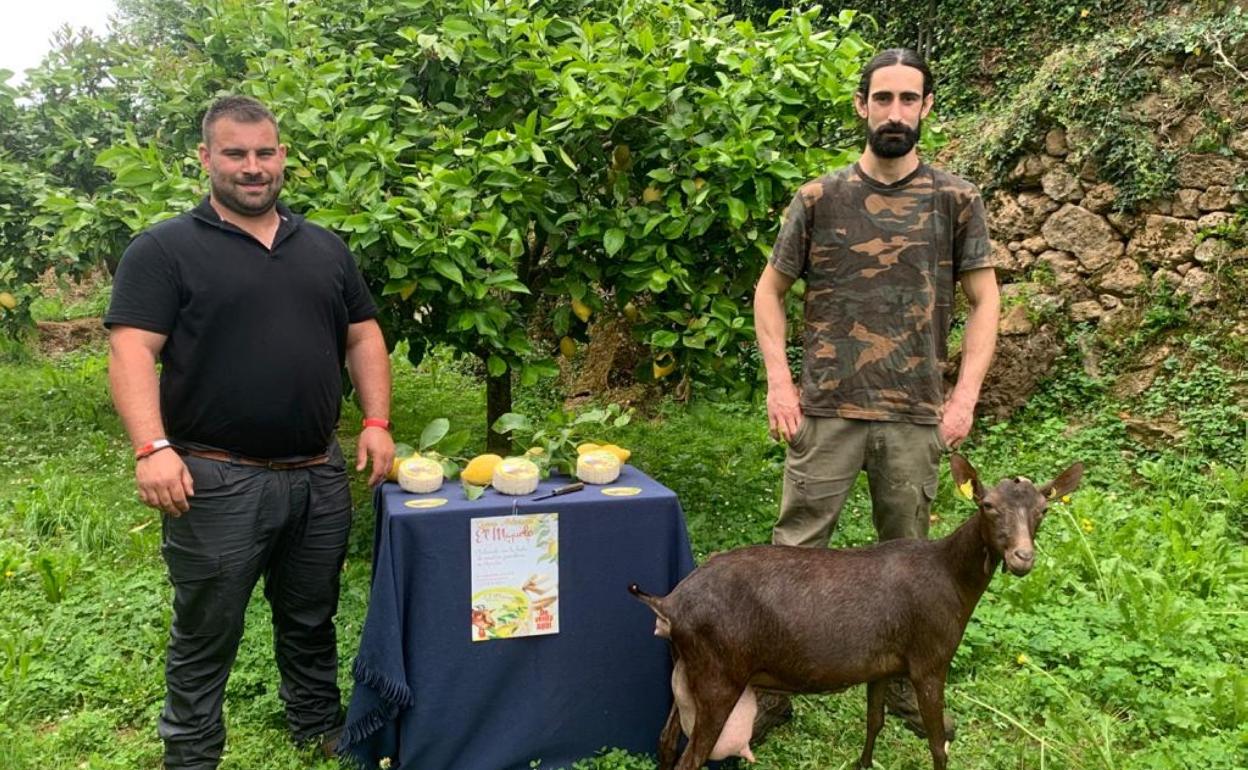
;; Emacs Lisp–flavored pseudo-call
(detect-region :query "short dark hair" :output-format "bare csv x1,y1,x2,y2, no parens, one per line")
201,95,279,146
857,48,933,99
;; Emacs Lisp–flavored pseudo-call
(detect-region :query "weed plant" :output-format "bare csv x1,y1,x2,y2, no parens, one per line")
0,343,1243,769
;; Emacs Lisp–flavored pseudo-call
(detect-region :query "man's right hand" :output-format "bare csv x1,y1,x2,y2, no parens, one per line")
136,450,195,516
766,379,804,443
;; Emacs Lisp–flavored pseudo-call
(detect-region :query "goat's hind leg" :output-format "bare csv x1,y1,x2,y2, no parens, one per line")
657,702,682,770
674,678,741,770
858,679,887,768
910,675,949,770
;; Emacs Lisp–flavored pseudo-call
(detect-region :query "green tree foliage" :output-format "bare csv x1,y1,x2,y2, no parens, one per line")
725,0,1177,116
1,0,873,419
0,28,149,331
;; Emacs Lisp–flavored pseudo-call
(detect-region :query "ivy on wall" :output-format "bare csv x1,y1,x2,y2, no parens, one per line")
949,8,1248,207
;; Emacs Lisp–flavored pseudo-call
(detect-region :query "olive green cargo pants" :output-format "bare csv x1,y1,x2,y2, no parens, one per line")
773,416,947,547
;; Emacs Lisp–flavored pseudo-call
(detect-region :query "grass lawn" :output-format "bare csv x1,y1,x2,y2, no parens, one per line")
0,340,1244,769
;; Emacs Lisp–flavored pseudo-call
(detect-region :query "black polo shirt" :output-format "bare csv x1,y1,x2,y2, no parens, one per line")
105,197,378,458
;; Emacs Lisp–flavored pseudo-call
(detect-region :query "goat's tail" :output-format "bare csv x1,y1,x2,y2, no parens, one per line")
629,583,673,638
628,583,664,611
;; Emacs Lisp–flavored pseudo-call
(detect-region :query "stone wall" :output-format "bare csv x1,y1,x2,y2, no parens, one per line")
987,126,1246,333
950,70,1248,421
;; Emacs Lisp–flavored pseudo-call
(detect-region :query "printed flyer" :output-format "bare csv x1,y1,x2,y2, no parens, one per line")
470,513,559,642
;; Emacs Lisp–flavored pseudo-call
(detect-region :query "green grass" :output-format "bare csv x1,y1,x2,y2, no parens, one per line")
0,343,1244,769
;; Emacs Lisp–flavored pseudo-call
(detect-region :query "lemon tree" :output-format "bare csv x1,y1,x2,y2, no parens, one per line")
4,0,869,433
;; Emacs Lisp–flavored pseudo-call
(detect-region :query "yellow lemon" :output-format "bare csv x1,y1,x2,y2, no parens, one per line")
559,336,577,358
387,445,418,482
653,352,676,380
599,444,631,463
642,186,662,203
571,297,592,323
577,442,601,456
0,292,16,310
462,453,504,486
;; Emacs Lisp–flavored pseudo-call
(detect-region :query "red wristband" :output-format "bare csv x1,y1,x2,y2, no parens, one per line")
136,438,172,460
362,418,391,431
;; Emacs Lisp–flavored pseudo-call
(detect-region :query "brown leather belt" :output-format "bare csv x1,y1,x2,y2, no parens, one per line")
179,448,329,470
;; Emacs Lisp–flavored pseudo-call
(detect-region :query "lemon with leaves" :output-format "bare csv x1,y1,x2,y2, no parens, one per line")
599,444,631,463
653,352,677,379
387,443,418,482
462,454,503,486
571,297,592,323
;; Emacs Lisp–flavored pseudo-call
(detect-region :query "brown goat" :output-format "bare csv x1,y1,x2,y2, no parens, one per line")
631,454,1084,770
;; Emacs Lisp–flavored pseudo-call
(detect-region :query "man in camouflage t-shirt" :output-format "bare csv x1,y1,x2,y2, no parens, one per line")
752,48,1000,740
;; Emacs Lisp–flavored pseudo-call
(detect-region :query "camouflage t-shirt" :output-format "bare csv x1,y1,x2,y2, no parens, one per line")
770,162,992,425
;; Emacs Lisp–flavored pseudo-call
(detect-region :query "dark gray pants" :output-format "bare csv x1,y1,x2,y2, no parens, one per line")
158,444,352,769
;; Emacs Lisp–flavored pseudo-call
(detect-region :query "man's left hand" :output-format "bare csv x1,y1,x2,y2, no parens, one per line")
940,395,976,450
357,426,396,487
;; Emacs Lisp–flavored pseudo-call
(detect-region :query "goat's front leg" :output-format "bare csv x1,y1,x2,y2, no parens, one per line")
910,675,949,770
858,679,887,768
674,679,739,770
657,702,682,770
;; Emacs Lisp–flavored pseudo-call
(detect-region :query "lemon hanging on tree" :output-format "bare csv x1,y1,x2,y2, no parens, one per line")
571,297,592,323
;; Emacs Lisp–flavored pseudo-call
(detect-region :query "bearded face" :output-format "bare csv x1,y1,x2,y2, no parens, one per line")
855,63,931,162
867,119,921,159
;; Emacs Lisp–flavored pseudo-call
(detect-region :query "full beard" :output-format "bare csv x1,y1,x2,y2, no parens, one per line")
868,120,921,159
212,172,284,217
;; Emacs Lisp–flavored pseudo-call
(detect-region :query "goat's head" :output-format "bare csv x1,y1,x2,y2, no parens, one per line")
950,454,1084,576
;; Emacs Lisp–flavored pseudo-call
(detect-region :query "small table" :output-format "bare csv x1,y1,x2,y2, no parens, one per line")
340,465,696,769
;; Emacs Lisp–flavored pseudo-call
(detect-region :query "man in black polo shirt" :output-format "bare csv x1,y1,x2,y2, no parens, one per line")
105,95,395,768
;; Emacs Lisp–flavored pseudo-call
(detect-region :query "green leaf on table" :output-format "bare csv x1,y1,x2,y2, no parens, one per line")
439,430,472,456
420,418,451,450
492,412,532,434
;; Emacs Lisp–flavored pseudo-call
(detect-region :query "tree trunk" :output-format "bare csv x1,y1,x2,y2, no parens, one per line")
485,369,513,455
919,0,938,62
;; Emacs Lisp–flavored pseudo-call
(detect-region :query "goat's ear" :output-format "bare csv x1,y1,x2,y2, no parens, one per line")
949,453,984,502
1039,462,1085,501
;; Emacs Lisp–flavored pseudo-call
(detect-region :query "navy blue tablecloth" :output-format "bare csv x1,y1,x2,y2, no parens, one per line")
340,465,697,769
